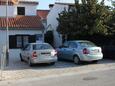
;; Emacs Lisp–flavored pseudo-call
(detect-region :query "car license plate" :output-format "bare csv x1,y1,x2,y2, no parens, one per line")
41,52,51,56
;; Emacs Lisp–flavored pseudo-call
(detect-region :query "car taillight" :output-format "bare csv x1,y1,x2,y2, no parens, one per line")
83,48,90,54
51,50,57,56
32,51,37,58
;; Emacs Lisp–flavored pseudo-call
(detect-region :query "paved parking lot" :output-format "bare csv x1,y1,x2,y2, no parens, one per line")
0,56,115,81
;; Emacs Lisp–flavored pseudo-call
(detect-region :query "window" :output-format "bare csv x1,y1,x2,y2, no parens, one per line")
23,44,30,51
17,36,29,48
63,42,69,47
23,36,29,47
17,7,25,15
9,35,36,49
16,35,29,48
79,41,96,47
69,43,77,48
17,36,22,48
33,44,53,50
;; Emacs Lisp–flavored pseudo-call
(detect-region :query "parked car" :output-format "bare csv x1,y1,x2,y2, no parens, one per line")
20,43,57,66
57,40,103,64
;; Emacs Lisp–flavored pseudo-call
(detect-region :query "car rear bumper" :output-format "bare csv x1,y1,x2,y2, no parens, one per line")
80,54,103,61
31,56,57,64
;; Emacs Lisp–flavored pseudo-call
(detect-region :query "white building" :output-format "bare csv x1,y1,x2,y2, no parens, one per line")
0,0,44,59
0,0,38,17
47,2,74,48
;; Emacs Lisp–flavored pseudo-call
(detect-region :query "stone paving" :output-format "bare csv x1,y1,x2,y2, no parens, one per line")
0,56,115,81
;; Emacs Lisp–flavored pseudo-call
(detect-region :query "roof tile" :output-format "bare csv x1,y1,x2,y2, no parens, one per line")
0,0,18,5
0,16,44,29
37,10,49,19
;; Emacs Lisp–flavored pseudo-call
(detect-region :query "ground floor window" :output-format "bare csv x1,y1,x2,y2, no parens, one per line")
23,36,29,47
17,36,22,48
9,35,36,49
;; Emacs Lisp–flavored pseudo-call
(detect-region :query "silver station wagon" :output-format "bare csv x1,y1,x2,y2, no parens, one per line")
20,43,57,66
57,40,103,64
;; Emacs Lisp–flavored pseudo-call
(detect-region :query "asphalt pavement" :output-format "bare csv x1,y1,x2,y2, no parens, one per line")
0,55,115,82
0,68,115,86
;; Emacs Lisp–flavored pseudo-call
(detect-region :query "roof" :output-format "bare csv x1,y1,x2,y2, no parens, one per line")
0,0,38,5
0,16,44,30
37,10,49,19
19,0,38,5
0,0,18,5
55,2,74,5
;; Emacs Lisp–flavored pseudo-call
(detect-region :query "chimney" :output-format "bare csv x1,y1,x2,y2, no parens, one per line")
49,4,54,10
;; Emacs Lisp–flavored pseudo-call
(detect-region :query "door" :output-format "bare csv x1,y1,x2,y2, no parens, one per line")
59,47,68,60
64,42,77,60
60,42,70,60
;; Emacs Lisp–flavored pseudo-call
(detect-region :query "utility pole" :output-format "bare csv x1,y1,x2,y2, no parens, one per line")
0,0,9,81
6,0,9,66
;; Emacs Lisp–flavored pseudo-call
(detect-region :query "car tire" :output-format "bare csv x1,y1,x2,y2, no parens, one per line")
20,54,24,62
28,58,33,67
73,55,80,64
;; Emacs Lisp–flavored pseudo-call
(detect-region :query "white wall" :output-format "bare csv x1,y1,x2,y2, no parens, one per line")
0,5,15,17
47,4,69,48
47,4,69,30
0,29,42,59
0,3,38,17
16,4,37,16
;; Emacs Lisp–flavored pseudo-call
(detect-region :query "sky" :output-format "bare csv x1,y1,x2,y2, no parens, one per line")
37,0,112,10
37,0,55,10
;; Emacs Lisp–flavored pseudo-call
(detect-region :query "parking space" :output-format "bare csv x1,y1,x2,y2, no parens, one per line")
1,56,115,81
5,56,115,70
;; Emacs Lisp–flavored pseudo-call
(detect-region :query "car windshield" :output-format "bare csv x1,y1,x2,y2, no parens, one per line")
33,44,53,50
79,41,96,47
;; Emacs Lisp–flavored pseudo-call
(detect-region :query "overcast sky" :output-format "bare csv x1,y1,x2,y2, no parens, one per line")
37,0,112,10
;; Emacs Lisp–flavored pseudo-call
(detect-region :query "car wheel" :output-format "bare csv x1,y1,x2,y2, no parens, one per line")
28,58,33,67
73,55,80,64
20,54,24,62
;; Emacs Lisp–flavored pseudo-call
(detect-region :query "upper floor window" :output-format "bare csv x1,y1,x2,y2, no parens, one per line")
17,7,25,15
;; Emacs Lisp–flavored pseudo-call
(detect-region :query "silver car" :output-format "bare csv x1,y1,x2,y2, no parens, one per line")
20,43,57,66
57,40,103,64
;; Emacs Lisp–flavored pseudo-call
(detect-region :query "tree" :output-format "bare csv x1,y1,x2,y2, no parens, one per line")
107,1,115,34
57,0,111,40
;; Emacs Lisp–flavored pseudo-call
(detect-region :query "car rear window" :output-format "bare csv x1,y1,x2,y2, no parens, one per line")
33,44,53,50
79,41,96,47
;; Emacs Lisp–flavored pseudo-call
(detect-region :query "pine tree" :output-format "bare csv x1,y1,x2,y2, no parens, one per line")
57,0,111,39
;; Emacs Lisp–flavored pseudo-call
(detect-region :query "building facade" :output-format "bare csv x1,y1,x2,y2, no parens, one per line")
47,2,74,48
0,0,44,59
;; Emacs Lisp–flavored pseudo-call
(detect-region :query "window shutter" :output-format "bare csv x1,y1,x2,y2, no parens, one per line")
29,35,36,43
9,35,16,49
